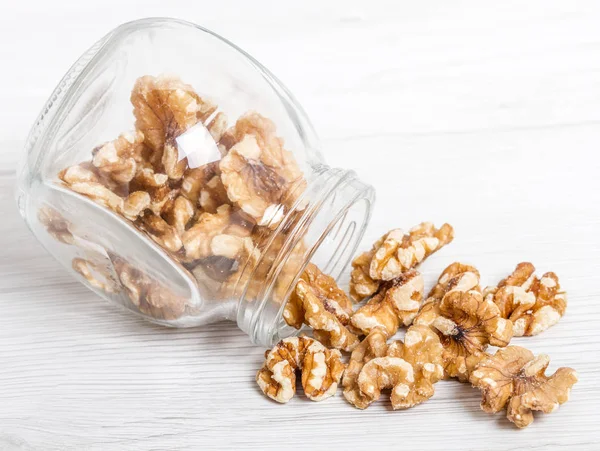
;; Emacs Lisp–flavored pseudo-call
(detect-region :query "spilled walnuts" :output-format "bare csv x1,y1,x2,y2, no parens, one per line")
257,226,576,430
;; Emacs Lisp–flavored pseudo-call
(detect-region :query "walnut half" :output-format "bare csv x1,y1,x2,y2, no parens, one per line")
283,263,359,352
349,247,380,302
349,223,454,302
346,326,444,411
357,356,415,410
342,327,389,409
385,325,444,409
112,256,189,321
219,112,305,226
470,346,578,428
430,290,513,382
484,262,567,337
350,269,425,337
131,75,224,180
256,336,345,403
369,223,454,281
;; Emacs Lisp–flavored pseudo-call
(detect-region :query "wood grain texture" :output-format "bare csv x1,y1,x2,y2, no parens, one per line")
1,1,600,449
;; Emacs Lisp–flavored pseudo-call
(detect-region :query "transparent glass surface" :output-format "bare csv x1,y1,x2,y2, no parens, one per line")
16,18,375,345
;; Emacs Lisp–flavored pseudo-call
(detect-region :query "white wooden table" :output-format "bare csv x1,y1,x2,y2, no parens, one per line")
1,1,600,449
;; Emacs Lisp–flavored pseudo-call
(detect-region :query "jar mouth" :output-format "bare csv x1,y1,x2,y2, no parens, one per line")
236,166,375,347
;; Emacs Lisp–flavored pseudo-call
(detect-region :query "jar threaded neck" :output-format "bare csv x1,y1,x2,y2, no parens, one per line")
236,166,375,347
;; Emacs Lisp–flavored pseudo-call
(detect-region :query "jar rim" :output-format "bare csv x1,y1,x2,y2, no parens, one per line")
236,166,375,347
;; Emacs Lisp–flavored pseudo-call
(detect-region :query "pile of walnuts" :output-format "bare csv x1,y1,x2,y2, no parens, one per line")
46,74,307,319
257,223,577,429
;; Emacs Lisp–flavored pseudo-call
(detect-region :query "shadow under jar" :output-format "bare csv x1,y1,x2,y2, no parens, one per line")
16,18,375,347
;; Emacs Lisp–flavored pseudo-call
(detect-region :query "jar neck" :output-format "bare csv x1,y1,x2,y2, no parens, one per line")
235,165,375,347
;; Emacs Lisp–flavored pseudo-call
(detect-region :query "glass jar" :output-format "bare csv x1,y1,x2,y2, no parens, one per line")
16,18,375,347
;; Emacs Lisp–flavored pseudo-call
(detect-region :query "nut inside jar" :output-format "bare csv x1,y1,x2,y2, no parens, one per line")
50,74,309,322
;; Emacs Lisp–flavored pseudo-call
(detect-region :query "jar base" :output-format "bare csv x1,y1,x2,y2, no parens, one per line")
24,179,210,326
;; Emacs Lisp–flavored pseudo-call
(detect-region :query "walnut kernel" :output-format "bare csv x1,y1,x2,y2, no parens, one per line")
342,328,389,409
385,325,444,409
357,356,415,409
219,113,305,225
284,264,359,352
484,262,567,336
256,336,345,403
283,263,353,328
350,269,424,336
470,346,578,428
72,257,119,293
112,256,188,320
181,205,253,262
430,290,513,382
131,75,220,179
413,262,481,327
38,206,74,245
138,214,183,253
92,130,147,183
349,246,380,302
59,164,151,222
369,223,454,281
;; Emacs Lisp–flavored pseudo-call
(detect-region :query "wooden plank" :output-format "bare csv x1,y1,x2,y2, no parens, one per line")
1,1,599,449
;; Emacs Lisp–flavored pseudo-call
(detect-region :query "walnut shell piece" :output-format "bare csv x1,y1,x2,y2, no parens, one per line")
256,336,345,403
484,262,567,337
431,290,513,382
342,328,389,409
284,264,359,352
350,269,425,336
470,346,578,428
369,223,454,281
